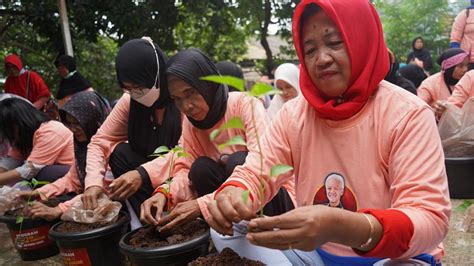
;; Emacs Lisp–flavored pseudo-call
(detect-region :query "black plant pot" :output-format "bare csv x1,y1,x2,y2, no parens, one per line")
445,157,474,199
0,215,59,261
48,211,130,266
119,222,210,266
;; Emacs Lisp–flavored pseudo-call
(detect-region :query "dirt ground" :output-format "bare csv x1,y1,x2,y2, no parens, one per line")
0,199,472,265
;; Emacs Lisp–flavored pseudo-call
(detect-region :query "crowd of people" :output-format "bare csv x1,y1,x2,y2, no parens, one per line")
2,0,474,264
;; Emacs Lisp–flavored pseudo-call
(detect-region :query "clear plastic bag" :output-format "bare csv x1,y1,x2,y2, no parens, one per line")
456,204,474,233
438,99,474,157
61,194,121,224
0,186,24,215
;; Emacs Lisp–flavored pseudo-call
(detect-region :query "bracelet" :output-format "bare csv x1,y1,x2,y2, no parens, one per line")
358,213,374,249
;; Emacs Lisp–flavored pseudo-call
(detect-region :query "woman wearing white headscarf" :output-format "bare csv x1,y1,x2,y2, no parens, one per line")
267,63,301,120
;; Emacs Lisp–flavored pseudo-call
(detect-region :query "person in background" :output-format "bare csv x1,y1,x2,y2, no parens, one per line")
267,63,301,120
140,48,295,232
450,0,474,69
418,48,469,113
81,38,182,217
3,54,50,110
399,64,428,88
216,61,244,92
17,91,109,221
0,98,73,186
207,0,450,265
384,49,417,95
406,37,433,73
54,55,93,108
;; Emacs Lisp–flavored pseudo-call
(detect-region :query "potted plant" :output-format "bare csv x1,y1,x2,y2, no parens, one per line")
0,178,60,261
119,145,211,266
48,200,130,265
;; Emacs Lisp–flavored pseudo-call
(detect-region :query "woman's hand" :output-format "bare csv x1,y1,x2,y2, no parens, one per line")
433,100,447,119
16,190,48,201
140,192,166,225
26,202,63,221
158,199,201,233
207,186,256,236
82,186,104,210
109,170,142,201
246,205,333,251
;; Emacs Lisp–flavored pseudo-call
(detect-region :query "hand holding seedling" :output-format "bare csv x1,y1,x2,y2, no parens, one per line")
109,170,142,201
207,186,256,236
158,199,201,233
82,186,104,210
140,192,166,225
16,190,48,201
25,201,62,221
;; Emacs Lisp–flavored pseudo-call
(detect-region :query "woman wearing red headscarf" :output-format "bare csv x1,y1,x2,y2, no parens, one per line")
206,0,450,265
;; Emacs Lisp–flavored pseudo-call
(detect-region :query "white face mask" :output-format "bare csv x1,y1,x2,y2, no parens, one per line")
131,86,160,107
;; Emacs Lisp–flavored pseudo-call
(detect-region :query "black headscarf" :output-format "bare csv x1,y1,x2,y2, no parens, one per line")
399,64,428,88
216,61,244,92
407,37,433,71
385,50,417,95
437,48,467,92
55,55,76,72
60,91,110,187
55,55,92,100
167,48,229,130
115,39,181,156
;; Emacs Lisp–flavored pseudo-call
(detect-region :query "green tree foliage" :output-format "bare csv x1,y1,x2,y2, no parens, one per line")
374,0,452,65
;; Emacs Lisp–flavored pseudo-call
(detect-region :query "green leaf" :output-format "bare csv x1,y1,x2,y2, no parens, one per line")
31,178,39,187
249,82,276,97
177,152,190,158
16,216,24,224
19,181,30,187
455,200,474,212
219,117,245,131
242,190,250,204
270,164,293,178
210,129,221,141
171,146,184,153
153,146,170,154
35,181,49,186
218,135,246,151
201,75,245,92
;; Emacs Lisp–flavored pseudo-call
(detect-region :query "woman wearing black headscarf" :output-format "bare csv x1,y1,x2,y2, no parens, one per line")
399,64,428,88
140,49,294,230
81,38,182,216
418,48,469,116
55,55,93,107
18,91,110,220
406,37,433,72
384,49,417,95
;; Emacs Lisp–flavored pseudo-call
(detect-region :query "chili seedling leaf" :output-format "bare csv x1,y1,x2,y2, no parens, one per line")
270,164,294,178
242,190,250,204
201,75,245,92
218,135,246,151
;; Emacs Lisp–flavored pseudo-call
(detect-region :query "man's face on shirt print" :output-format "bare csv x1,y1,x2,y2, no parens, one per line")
326,177,344,207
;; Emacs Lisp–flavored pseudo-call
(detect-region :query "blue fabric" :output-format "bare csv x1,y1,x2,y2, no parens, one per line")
450,42,461,48
315,248,440,266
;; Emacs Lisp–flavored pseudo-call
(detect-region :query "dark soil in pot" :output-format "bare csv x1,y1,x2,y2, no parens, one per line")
120,219,210,266
0,199,61,261
189,247,265,265
49,211,130,266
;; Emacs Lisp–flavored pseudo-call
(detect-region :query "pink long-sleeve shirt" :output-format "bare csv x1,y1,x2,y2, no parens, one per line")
145,92,296,221
450,9,474,63
8,121,74,166
417,72,452,107
447,70,474,108
222,81,450,259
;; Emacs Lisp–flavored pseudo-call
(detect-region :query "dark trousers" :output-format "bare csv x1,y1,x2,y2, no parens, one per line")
188,151,294,216
109,143,154,216
35,164,70,183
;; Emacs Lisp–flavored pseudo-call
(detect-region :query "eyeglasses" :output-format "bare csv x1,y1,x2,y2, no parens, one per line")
123,87,148,99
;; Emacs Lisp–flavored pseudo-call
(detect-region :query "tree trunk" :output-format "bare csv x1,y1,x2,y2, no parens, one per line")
260,0,275,78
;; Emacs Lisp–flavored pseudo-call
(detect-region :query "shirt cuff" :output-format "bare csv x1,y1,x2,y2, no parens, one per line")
214,181,254,202
354,209,414,258
136,166,152,189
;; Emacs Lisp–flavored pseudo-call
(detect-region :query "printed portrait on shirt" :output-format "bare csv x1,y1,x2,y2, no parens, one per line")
313,172,358,212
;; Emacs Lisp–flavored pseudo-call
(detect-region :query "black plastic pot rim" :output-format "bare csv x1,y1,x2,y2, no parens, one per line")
49,211,130,241
119,226,210,258
445,157,474,162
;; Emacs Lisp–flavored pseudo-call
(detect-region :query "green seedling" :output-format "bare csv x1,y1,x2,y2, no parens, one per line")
15,178,49,248
150,145,190,211
202,75,293,216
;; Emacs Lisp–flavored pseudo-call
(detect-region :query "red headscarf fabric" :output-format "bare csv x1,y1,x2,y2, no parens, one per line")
4,54,23,71
292,0,389,120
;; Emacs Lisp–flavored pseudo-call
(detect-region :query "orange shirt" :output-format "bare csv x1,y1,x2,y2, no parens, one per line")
447,70,474,108
224,81,450,259
417,72,452,107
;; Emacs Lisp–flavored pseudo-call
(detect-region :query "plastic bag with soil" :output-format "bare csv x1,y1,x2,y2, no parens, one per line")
189,247,265,266
455,203,474,233
61,194,121,224
0,186,24,215
438,98,474,157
